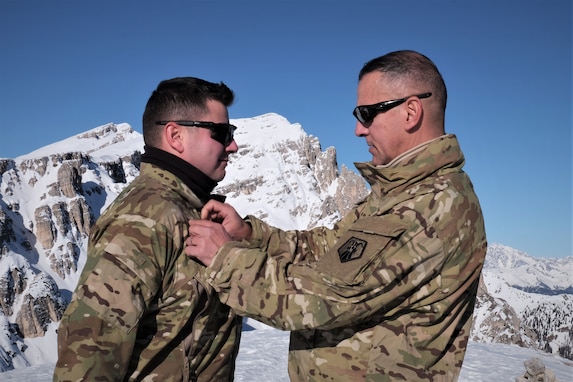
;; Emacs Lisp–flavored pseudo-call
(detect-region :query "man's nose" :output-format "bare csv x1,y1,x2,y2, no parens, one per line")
355,122,369,137
226,139,239,152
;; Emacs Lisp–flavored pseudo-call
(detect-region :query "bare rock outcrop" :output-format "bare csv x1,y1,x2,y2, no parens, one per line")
0,266,28,317
15,273,65,338
100,159,127,183
0,208,17,257
69,198,93,237
472,268,538,348
34,205,56,250
48,241,80,278
57,160,83,198
18,156,48,177
335,165,369,216
0,158,15,176
515,357,558,382
312,143,338,192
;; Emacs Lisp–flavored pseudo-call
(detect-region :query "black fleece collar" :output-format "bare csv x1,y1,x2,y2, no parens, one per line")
140,145,226,203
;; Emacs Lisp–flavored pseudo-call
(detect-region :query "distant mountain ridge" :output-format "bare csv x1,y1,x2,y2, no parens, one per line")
485,243,573,295
0,114,571,372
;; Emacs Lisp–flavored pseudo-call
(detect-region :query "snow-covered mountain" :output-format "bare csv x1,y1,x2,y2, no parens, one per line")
471,243,573,361
0,113,571,376
485,243,573,295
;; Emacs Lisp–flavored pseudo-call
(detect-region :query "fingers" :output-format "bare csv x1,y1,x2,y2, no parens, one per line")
186,218,233,267
201,200,226,220
185,235,212,266
188,219,218,233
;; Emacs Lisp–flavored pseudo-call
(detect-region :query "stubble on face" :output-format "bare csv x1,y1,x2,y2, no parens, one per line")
182,100,233,180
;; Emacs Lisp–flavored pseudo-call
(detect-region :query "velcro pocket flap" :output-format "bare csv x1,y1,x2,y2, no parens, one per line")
315,215,409,285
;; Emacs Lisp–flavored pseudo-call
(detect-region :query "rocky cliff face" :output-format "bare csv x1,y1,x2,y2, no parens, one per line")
214,116,370,228
472,275,537,348
15,273,66,338
0,123,143,347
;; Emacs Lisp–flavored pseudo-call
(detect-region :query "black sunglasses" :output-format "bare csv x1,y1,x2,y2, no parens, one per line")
352,92,432,124
155,120,236,146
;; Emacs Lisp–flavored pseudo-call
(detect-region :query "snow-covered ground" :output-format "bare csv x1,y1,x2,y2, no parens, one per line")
3,320,572,381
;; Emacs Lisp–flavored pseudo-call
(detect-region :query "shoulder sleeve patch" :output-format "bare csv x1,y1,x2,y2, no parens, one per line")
338,237,367,263
315,215,409,284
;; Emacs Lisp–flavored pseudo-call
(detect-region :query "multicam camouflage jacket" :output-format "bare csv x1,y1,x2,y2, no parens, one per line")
203,134,487,381
54,163,241,382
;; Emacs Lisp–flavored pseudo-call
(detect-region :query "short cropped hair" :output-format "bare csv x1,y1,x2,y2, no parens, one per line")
142,77,235,146
359,50,447,114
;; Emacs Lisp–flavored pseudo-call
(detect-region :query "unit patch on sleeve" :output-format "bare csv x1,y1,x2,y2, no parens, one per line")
338,237,367,263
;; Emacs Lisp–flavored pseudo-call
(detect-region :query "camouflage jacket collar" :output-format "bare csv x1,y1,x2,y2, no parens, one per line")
140,162,206,210
354,134,465,198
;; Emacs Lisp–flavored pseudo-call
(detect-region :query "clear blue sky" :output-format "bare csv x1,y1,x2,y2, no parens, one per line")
1,1,571,258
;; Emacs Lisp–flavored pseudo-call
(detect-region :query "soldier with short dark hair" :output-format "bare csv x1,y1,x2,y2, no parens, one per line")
54,77,242,381
186,50,488,381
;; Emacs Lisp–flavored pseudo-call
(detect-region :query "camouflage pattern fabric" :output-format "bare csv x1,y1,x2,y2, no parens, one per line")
204,134,487,381
54,163,242,382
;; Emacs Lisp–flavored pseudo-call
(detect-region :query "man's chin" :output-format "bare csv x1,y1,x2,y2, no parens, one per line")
213,162,228,181
371,158,383,166
214,170,226,182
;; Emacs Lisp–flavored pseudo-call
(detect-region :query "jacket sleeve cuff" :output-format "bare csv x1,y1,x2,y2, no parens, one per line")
243,215,268,247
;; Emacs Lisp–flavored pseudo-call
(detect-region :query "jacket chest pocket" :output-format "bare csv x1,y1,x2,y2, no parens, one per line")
315,215,409,285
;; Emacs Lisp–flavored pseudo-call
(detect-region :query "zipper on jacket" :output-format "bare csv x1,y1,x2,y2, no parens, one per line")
185,277,210,378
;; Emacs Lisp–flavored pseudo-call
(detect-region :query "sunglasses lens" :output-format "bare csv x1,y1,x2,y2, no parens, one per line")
225,128,233,146
212,129,227,145
210,124,235,146
354,106,370,124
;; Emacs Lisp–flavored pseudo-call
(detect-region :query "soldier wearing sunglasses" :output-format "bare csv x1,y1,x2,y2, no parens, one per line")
186,50,487,381
54,77,242,381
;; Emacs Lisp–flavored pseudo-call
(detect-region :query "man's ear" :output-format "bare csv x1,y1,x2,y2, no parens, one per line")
404,97,424,132
163,122,185,153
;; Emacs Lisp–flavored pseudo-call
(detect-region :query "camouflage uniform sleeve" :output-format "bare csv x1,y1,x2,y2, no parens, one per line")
205,210,453,331
54,218,168,381
244,208,361,263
